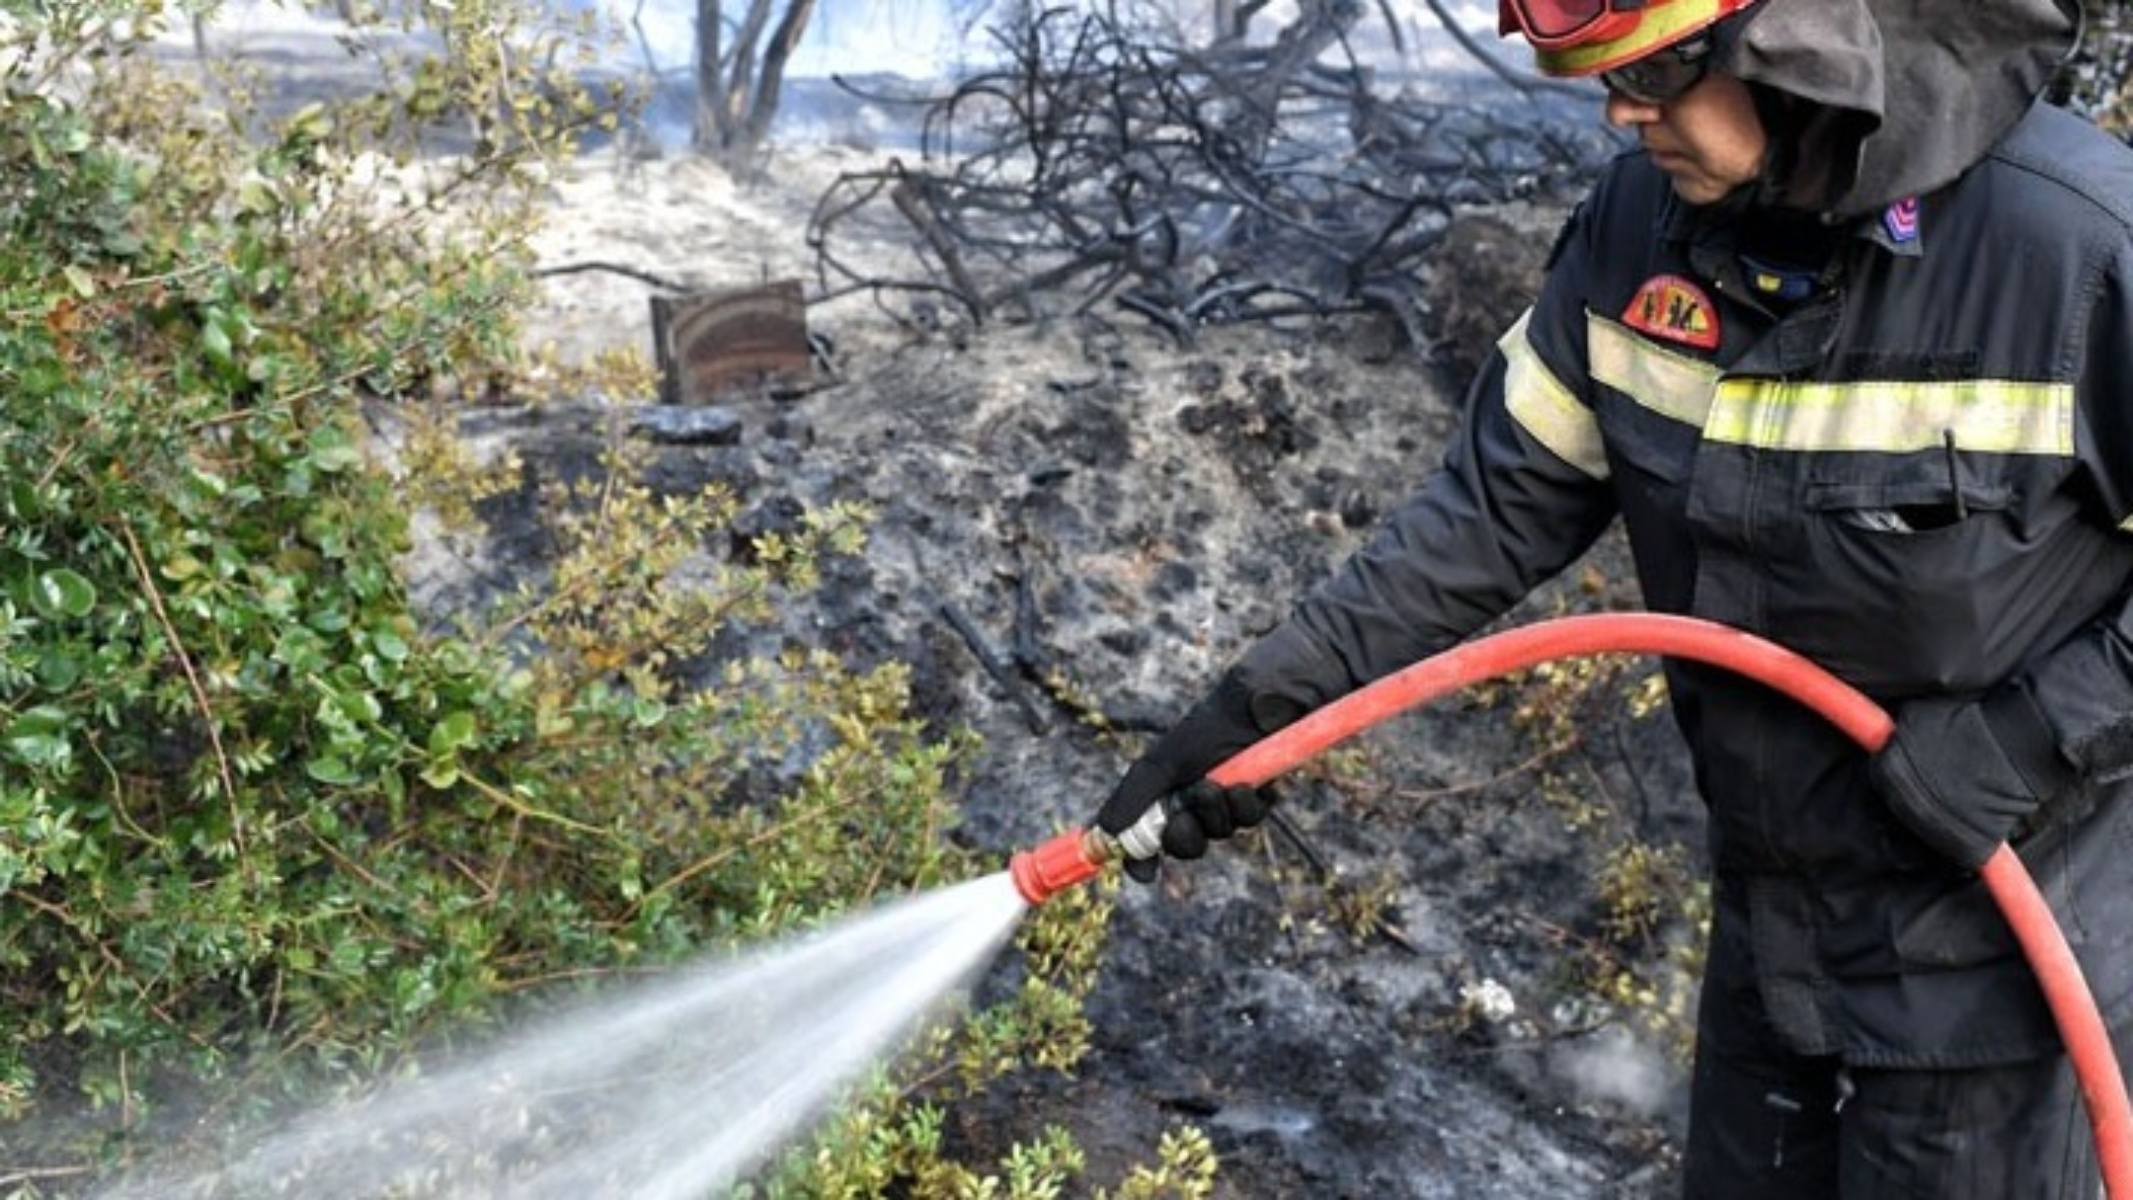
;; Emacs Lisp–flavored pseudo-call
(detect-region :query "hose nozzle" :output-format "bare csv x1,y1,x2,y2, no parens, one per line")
1008,805,1169,905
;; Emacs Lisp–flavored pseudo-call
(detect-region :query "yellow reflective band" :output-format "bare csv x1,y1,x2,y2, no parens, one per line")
1588,315,1720,427
1706,379,2076,455
1588,311,2075,456
1534,0,1727,77
1502,310,1610,479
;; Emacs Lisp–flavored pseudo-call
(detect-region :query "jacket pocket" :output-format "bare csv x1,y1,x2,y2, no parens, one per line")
1890,878,2015,969
1793,473,2022,692
1891,814,2082,970
1805,476,2012,537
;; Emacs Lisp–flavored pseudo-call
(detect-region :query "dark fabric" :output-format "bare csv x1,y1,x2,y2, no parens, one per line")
1686,899,2104,1198
1094,664,1304,878
1274,100,2133,1065
1871,691,2082,869
1722,0,2080,217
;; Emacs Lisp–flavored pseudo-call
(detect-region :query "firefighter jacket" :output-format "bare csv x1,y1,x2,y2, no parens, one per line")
1229,80,2133,1064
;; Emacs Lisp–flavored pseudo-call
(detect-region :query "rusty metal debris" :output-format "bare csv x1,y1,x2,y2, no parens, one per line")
650,280,813,404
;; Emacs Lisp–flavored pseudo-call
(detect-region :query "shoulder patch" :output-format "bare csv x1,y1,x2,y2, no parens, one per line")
1882,196,1920,244
1622,274,1719,351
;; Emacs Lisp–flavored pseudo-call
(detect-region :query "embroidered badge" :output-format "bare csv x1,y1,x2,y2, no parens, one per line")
1623,273,1720,350
1740,253,1817,302
1883,196,1920,243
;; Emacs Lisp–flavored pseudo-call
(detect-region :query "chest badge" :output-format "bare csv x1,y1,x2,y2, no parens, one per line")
1623,273,1720,351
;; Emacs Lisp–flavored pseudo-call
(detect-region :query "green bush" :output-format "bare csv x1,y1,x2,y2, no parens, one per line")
0,5,1180,1195
2,0,578,1116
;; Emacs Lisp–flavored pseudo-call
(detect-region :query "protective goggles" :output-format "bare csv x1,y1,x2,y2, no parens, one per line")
1501,0,1752,77
1599,35,1713,104
1497,0,1646,48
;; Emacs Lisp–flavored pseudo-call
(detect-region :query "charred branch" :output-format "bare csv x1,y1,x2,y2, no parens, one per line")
806,2,1615,342
938,599,1050,735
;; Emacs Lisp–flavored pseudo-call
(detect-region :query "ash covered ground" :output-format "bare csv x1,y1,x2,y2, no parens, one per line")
414,141,1708,1198
130,3,2133,1192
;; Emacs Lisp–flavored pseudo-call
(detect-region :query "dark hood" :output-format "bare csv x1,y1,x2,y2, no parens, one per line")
1719,0,2082,218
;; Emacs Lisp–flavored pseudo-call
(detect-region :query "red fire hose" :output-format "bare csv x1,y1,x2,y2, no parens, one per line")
1009,611,2133,1195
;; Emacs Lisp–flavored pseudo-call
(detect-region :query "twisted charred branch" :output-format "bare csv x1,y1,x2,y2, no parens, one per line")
805,3,1612,341
1115,289,1196,346
889,169,990,325
1180,279,1358,325
938,599,1049,735
803,167,985,331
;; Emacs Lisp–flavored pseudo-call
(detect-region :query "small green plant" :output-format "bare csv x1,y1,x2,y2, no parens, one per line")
739,881,1211,1199
1584,841,1710,1061
1316,865,1403,945
1101,1126,1219,1200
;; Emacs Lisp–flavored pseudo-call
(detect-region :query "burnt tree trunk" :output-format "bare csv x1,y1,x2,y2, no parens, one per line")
742,0,816,153
1211,0,1276,44
692,0,814,168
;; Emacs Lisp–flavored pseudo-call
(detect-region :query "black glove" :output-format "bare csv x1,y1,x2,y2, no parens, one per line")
1096,669,1306,883
1868,687,2078,870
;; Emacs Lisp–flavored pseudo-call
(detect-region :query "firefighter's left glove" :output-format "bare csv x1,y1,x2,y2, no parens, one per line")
1095,670,1305,884
1868,689,2077,870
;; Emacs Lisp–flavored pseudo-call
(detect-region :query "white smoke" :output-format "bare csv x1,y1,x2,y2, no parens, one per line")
1552,1024,1679,1117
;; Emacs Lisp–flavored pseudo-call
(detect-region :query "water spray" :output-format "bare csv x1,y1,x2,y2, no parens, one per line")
1009,612,2133,1196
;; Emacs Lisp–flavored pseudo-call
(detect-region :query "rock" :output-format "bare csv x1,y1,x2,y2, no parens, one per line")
631,404,745,445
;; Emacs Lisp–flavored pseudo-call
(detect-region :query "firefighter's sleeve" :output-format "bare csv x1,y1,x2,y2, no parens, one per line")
2006,242,2133,781
1230,202,1621,705
1907,236,2133,824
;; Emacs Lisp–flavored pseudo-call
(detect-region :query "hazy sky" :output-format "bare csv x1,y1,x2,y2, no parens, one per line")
613,0,1502,79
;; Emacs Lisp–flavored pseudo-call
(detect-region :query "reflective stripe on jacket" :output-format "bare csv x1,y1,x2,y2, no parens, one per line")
1255,102,2133,1066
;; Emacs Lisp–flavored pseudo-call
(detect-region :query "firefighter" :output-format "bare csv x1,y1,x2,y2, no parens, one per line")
1092,0,2133,1194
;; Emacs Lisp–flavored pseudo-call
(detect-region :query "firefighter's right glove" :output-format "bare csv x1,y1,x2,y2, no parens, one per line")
1095,670,1305,883
1868,689,2077,871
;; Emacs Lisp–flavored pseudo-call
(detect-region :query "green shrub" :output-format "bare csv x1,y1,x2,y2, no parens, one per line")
1,5,1166,1194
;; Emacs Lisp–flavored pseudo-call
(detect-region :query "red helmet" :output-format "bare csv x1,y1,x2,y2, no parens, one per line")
1499,0,1761,77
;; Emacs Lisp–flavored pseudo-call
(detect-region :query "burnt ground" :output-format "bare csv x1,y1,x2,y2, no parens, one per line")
132,10,1714,1191
396,200,1713,1198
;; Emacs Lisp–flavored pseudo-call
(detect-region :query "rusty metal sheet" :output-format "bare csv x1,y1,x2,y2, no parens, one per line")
650,280,810,404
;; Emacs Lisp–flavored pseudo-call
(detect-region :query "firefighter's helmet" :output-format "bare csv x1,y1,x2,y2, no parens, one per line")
1498,0,1762,78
